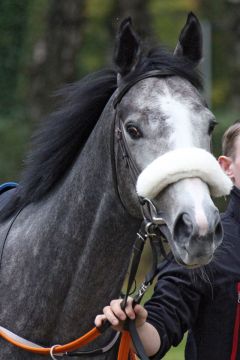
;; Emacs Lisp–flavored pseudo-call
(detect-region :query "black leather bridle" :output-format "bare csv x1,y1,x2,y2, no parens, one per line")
104,69,175,359
112,69,175,223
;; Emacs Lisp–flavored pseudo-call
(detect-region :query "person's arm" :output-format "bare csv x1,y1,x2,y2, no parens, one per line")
144,260,204,358
95,297,161,357
95,259,205,358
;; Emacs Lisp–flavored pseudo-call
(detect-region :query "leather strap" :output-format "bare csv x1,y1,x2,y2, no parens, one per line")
113,69,174,108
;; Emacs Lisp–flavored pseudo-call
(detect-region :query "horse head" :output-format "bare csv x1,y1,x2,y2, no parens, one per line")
113,14,232,268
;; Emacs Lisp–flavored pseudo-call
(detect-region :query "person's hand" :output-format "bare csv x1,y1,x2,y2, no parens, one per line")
95,297,148,332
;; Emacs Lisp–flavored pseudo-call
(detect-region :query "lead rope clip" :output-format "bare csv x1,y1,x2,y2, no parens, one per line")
50,344,62,359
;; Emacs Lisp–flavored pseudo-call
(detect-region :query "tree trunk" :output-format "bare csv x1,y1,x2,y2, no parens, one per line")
28,0,86,121
112,0,153,45
0,1,29,114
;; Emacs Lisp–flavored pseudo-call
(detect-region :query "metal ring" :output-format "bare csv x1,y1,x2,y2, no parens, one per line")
145,222,156,236
50,345,61,359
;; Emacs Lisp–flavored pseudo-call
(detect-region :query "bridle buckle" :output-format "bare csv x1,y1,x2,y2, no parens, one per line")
140,197,166,226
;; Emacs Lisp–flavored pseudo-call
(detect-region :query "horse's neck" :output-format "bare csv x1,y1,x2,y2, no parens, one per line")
48,100,139,260
1,101,140,345
43,103,140,337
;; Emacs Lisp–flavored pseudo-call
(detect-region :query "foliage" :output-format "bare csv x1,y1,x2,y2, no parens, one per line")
0,114,32,181
77,0,114,75
0,0,238,186
0,1,30,114
149,0,199,47
15,0,49,108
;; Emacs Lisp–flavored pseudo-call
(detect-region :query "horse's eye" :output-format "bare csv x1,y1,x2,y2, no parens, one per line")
208,120,218,135
126,125,142,139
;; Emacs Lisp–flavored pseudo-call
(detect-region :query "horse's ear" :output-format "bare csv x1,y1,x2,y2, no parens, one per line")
174,12,202,65
114,17,141,78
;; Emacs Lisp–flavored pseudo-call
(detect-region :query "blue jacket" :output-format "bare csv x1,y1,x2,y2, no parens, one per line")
145,186,240,360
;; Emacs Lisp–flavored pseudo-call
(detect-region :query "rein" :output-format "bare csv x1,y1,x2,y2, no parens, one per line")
0,70,174,359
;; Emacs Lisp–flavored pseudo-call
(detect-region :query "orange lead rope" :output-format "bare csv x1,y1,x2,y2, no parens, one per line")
0,325,137,359
117,330,137,360
0,325,101,355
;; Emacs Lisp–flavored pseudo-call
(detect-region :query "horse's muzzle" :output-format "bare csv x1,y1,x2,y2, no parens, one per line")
172,210,223,266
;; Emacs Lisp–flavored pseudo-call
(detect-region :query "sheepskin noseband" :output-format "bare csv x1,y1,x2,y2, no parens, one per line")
136,148,233,199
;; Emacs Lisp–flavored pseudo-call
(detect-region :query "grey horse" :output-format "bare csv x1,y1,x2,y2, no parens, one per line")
0,13,231,359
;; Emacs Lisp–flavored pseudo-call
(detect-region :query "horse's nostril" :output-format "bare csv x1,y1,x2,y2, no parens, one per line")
214,219,223,245
182,213,192,227
174,213,193,241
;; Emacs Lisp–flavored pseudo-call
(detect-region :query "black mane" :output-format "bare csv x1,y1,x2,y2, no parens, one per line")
0,47,201,221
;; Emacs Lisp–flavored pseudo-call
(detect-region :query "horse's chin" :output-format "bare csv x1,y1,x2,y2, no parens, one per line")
173,250,213,269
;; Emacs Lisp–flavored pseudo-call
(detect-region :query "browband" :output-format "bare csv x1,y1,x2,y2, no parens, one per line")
113,69,174,108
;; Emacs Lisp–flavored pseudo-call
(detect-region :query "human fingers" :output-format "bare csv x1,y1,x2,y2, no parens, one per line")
123,297,136,320
109,299,128,321
103,305,122,327
134,304,148,328
95,314,107,328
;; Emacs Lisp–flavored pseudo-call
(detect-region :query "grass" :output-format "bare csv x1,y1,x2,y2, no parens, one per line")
136,334,186,359
163,334,186,359
135,332,187,359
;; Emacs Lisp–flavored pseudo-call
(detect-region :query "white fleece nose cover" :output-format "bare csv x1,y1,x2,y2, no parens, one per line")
136,148,233,199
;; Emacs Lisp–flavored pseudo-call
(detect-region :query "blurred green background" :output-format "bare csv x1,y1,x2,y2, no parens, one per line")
1,0,239,358
1,0,240,184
